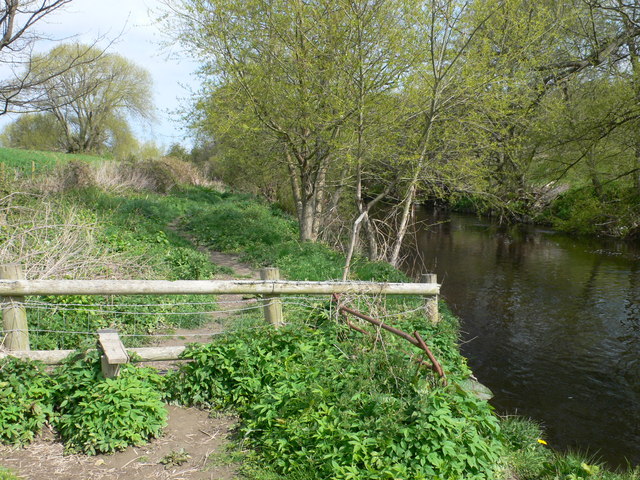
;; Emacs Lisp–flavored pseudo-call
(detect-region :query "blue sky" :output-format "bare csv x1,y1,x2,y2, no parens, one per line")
0,0,200,150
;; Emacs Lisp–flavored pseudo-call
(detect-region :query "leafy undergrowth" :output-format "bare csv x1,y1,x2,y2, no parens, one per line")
0,353,167,455
165,311,503,480
53,352,167,454
539,184,640,238
0,358,54,446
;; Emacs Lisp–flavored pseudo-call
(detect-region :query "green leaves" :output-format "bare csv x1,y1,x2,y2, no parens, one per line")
52,352,167,455
165,324,503,479
0,358,55,446
1,351,170,456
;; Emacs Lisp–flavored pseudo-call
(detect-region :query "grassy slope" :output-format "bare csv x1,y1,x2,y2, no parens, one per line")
0,147,105,173
0,148,638,479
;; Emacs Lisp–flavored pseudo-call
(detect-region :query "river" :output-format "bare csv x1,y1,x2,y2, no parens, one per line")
408,209,640,467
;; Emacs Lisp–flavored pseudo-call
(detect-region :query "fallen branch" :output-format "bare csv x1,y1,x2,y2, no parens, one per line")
331,294,447,383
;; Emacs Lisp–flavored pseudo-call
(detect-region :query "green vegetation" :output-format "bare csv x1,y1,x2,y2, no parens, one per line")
0,353,167,455
0,147,103,174
0,151,638,478
53,352,166,455
0,358,54,446
0,467,19,480
166,315,503,480
538,185,640,237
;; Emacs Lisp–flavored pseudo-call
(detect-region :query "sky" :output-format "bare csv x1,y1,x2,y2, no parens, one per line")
0,0,201,150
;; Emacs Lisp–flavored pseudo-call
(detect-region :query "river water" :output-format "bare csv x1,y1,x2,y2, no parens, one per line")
408,210,640,467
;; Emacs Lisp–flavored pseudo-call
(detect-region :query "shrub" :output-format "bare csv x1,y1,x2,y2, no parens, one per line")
165,246,219,280
0,358,55,445
58,160,96,191
128,159,178,193
53,352,167,455
166,325,503,479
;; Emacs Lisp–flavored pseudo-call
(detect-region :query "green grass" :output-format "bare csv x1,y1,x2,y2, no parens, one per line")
0,147,105,174
0,467,20,480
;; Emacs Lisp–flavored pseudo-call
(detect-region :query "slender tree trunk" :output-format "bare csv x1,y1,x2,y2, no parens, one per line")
312,162,328,239
300,198,316,242
363,215,378,260
587,146,603,199
389,180,417,268
389,108,433,267
343,158,365,280
286,151,304,228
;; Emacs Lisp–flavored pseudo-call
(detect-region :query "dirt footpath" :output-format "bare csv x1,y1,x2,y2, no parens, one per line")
0,407,238,480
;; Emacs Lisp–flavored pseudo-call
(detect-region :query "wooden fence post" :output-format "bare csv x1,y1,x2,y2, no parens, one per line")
97,329,129,378
260,267,283,328
0,264,30,351
421,273,439,324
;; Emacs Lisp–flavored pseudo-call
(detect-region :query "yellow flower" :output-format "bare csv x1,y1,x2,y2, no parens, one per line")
537,439,548,445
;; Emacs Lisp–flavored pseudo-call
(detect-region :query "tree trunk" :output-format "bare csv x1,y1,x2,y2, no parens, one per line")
389,181,417,268
299,199,316,242
363,215,379,261
587,147,603,199
311,163,328,240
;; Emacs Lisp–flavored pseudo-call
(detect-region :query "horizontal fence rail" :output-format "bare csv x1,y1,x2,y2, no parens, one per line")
0,279,440,296
0,346,187,365
1,264,441,376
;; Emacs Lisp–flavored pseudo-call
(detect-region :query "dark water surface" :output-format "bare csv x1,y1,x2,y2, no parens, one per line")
409,210,640,467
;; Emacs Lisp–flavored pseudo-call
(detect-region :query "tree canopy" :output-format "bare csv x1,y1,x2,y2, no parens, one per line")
165,0,640,247
26,43,154,154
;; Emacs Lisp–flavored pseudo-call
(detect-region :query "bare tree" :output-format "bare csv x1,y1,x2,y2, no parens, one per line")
0,0,77,114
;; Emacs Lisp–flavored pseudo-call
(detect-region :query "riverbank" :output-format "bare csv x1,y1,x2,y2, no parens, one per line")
168,189,640,480
0,151,638,478
449,182,640,239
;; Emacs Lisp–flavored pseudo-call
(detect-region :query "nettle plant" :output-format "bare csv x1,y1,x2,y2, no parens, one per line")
0,353,167,455
165,324,504,479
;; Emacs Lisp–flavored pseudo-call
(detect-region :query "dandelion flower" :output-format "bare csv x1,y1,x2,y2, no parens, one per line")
537,439,548,445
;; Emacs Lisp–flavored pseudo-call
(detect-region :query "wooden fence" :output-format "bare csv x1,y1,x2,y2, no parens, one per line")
0,264,440,377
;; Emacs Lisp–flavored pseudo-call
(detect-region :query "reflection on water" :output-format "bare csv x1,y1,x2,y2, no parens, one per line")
408,210,640,467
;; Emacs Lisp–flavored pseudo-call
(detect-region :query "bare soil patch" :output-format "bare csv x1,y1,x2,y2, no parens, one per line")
0,406,239,480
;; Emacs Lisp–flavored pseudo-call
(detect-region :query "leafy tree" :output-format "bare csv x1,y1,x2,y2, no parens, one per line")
166,143,188,160
165,0,422,242
0,113,64,150
138,140,163,160
28,43,154,154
